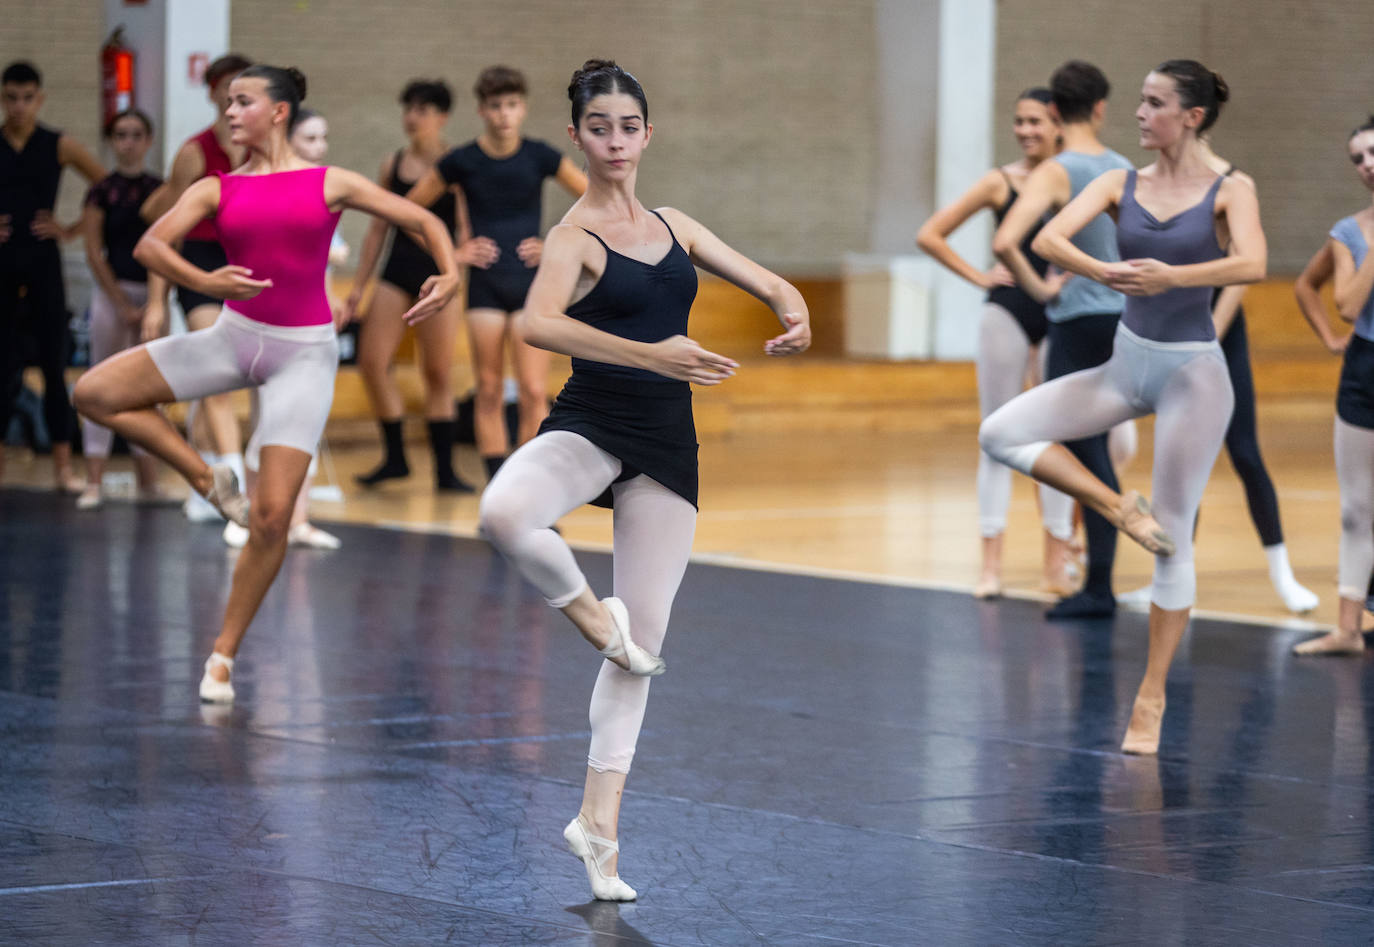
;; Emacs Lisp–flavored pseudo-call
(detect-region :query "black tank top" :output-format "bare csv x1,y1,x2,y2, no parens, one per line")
388,149,456,252
987,172,1050,333
570,210,698,383
0,123,62,262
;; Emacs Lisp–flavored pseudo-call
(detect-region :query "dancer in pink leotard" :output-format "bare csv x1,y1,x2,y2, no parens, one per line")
74,65,460,703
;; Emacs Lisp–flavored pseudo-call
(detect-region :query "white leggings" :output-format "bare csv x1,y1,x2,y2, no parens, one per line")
478,430,697,774
1335,416,1374,599
980,325,1234,609
82,280,151,459
977,303,1074,539
145,306,338,457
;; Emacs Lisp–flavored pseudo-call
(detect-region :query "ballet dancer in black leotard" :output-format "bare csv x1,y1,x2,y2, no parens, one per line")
346,79,473,491
479,60,809,901
405,66,587,481
0,60,106,491
917,87,1080,599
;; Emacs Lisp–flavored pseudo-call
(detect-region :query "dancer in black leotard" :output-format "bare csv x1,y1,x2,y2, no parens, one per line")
406,66,587,481
0,61,106,490
917,88,1079,599
479,60,809,902
346,79,473,491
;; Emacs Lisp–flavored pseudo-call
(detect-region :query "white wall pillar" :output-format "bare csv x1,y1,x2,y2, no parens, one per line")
931,0,995,360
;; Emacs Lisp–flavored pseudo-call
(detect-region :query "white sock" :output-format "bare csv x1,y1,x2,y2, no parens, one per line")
1264,543,1318,612
1264,543,1295,584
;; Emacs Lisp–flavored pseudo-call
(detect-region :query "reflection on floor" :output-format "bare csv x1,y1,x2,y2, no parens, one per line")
1,491,1370,944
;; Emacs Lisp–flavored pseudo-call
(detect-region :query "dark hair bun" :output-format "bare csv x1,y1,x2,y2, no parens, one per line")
568,59,618,101
1212,71,1229,105
286,67,308,103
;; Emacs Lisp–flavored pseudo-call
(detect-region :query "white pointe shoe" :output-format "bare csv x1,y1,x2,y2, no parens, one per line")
199,652,235,703
288,522,342,550
598,597,665,677
204,463,250,527
564,815,638,902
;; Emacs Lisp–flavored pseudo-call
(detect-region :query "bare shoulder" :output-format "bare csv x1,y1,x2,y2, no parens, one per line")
1218,172,1260,211
544,221,600,257
654,206,704,244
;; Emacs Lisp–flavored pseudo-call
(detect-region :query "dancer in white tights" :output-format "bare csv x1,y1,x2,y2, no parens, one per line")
1291,115,1374,655
981,60,1265,754
917,88,1078,598
479,60,809,901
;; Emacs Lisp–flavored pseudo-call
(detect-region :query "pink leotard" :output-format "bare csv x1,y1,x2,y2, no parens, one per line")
214,167,341,327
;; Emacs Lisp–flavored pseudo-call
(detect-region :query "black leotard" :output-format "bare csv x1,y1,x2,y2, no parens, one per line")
987,171,1049,346
380,149,457,297
437,139,563,313
85,171,162,282
538,210,699,508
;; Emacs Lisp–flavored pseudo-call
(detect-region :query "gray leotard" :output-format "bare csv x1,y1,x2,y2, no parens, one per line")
1116,170,1225,343
1046,148,1135,323
1330,216,1374,343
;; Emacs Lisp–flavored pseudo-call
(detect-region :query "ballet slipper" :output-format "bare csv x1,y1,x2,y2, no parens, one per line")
1292,630,1365,656
564,815,637,902
1117,491,1175,557
1121,694,1165,755
598,597,665,677
199,652,235,703
204,463,250,527
75,485,103,511
1275,579,1319,615
288,522,342,550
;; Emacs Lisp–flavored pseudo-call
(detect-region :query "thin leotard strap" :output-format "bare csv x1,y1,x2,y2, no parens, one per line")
649,208,679,245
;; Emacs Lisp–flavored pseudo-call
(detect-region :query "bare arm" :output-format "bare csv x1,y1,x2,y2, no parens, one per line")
1295,241,1348,354
916,170,1007,290
993,159,1071,303
517,225,738,383
57,135,106,184
141,272,171,342
327,166,459,324
661,206,810,356
134,177,271,300
1030,169,1126,282
554,156,588,197
140,141,204,222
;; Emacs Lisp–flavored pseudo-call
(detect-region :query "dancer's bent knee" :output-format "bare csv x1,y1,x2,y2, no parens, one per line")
1150,555,1195,610
978,412,1052,477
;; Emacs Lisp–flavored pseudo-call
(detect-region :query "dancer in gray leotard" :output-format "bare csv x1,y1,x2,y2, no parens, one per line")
980,60,1265,755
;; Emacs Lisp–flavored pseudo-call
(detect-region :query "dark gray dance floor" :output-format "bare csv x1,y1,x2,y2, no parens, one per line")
2,489,1373,945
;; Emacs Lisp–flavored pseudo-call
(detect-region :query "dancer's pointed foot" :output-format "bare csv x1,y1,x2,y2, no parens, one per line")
1117,490,1175,556
204,463,249,527
1121,693,1165,755
564,815,637,902
1293,629,1365,656
597,597,665,676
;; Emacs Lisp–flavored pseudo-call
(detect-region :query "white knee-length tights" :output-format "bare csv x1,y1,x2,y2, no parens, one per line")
479,430,696,774
1334,416,1374,599
980,327,1234,609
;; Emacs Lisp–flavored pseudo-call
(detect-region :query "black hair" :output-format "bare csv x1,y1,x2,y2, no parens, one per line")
400,79,452,113
1017,87,1053,107
2,61,41,87
475,65,527,101
1153,59,1229,133
103,108,153,138
567,59,647,126
1348,115,1374,141
205,53,253,89
1050,60,1110,123
234,64,307,128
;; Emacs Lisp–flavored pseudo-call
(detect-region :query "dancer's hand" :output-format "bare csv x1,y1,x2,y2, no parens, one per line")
1328,331,1352,355
117,300,144,327
1102,258,1175,296
764,313,810,357
516,237,543,268
979,263,1016,290
457,236,499,269
30,210,65,241
0,214,10,244
141,300,167,342
203,265,273,300
403,272,459,325
649,335,738,385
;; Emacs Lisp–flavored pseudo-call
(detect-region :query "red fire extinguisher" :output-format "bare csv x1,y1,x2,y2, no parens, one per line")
100,27,135,126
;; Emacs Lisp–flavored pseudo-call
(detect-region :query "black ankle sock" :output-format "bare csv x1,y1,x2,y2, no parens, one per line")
1046,587,1117,620
428,419,474,492
483,455,505,481
355,420,409,486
